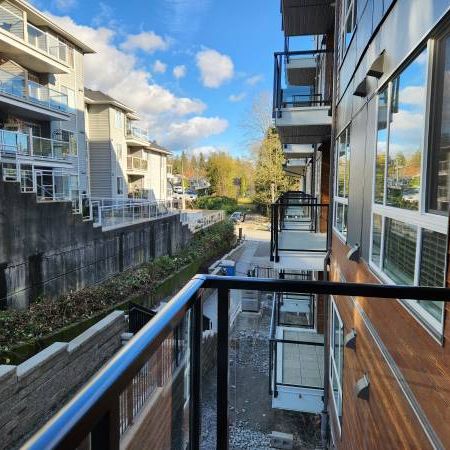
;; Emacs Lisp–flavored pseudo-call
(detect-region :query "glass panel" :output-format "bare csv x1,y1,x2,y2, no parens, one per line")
429,35,450,213
345,129,351,197
386,48,427,210
383,218,417,285
418,229,446,321
375,88,388,203
371,214,382,266
337,135,346,197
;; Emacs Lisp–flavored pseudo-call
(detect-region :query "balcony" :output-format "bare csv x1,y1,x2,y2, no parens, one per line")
23,275,449,449
127,156,148,173
283,143,314,158
0,129,77,161
126,126,150,147
0,2,72,74
271,191,329,271
273,51,332,145
270,291,324,413
281,0,335,37
283,157,308,176
0,67,71,120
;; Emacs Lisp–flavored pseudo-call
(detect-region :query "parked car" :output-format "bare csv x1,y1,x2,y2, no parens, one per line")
230,211,245,223
173,186,183,194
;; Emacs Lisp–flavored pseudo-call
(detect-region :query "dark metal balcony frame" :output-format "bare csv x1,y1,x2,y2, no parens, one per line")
270,191,330,262
273,50,332,119
24,275,450,450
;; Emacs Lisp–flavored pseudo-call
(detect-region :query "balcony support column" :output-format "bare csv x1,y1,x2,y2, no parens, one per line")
189,289,203,450
217,287,230,450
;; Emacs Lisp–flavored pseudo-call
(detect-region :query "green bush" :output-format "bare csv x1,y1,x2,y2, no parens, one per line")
0,221,236,353
193,195,238,214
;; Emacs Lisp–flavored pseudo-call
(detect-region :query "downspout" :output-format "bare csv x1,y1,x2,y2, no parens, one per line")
321,4,339,447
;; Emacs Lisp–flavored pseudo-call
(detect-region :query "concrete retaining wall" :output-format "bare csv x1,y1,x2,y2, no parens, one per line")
0,180,192,309
0,311,127,449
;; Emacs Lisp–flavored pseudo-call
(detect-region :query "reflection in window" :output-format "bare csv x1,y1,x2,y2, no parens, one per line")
383,218,417,285
371,214,382,266
429,35,450,213
334,202,347,237
386,48,427,210
337,136,346,197
418,230,446,321
375,89,388,203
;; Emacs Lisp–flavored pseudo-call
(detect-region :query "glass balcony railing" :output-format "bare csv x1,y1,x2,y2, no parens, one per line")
0,67,70,112
26,23,73,66
270,191,329,262
127,155,148,171
22,275,450,449
127,126,150,142
0,129,76,160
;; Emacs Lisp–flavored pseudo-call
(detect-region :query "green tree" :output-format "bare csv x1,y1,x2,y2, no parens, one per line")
253,128,296,213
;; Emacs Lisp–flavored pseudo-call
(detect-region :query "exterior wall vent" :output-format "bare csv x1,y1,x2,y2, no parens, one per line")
344,329,357,349
353,78,367,97
367,50,385,78
355,374,370,400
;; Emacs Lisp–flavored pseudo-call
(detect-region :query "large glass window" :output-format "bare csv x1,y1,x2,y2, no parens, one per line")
375,88,388,203
334,126,350,238
429,35,450,213
339,0,357,62
330,300,343,425
383,218,417,285
371,214,382,266
386,50,427,210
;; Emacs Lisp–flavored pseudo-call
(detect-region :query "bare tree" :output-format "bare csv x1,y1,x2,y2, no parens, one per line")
240,91,273,147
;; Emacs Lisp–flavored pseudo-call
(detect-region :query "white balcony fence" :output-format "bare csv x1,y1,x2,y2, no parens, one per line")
0,129,77,160
180,209,225,233
91,199,173,228
127,126,149,142
127,156,148,171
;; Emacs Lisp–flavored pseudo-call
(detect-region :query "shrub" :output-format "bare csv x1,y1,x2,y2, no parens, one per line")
193,195,238,214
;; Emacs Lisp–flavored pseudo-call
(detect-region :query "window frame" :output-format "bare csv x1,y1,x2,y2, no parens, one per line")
333,125,351,240
329,297,344,433
116,176,124,195
339,0,357,64
61,85,76,112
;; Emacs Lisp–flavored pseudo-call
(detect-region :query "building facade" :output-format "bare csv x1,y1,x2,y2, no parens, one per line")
0,0,94,203
85,88,169,202
273,0,450,448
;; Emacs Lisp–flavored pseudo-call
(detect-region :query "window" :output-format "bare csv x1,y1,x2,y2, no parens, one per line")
334,126,350,238
114,110,123,129
330,299,343,427
428,33,450,214
61,86,76,111
370,47,447,337
117,177,123,195
116,143,122,160
339,0,357,62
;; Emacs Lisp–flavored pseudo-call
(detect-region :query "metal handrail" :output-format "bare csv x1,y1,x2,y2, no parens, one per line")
24,274,450,450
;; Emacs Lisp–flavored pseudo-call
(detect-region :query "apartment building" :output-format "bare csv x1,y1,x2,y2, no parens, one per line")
85,88,170,202
271,0,450,448
0,0,94,203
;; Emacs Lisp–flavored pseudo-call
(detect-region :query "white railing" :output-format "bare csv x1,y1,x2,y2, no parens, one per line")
26,22,73,66
180,209,225,233
127,156,148,171
127,126,149,142
0,129,77,160
91,199,173,228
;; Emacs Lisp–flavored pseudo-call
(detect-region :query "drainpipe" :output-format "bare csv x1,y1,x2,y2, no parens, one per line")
321,4,339,447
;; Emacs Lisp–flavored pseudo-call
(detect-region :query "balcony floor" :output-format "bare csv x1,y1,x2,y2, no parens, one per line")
278,328,324,388
278,230,326,251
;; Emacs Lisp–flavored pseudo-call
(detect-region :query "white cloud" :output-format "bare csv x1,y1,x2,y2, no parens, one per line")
48,14,224,150
196,49,234,88
190,145,223,156
246,74,263,86
153,60,167,74
53,0,77,11
228,92,246,102
120,31,170,53
173,65,187,79
399,86,425,106
165,117,228,147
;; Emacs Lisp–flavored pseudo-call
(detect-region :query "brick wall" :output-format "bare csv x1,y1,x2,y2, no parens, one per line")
0,311,127,448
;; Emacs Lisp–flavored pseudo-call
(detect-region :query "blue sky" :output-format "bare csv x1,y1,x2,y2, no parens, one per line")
35,0,286,156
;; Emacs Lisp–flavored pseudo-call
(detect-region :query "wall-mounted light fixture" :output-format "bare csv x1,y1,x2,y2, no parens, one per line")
346,244,360,262
355,374,370,400
344,329,357,350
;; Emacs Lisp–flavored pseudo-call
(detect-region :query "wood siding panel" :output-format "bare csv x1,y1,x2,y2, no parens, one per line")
330,234,450,448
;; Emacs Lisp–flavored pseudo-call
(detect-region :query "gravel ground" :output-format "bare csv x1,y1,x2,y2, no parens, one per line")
201,296,322,450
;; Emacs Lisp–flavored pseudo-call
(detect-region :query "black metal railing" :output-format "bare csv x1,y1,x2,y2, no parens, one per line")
270,192,329,262
128,302,157,334
23,275,450,450
273,50,332,119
